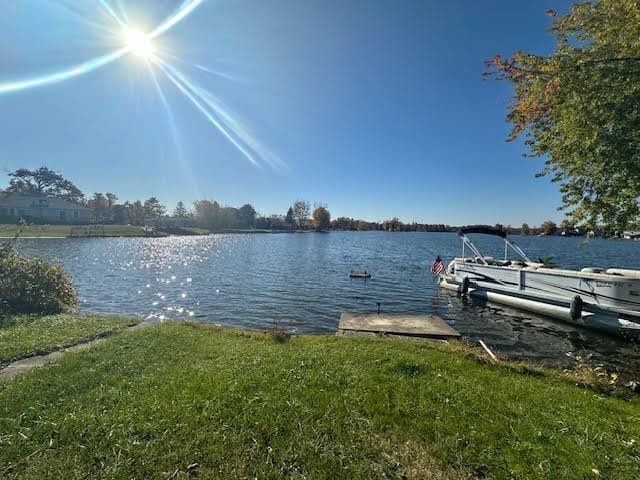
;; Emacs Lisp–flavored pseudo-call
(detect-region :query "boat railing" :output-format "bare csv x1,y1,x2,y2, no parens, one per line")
459,231,531,264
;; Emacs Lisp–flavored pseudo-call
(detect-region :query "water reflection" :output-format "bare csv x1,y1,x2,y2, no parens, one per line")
13,232,640,379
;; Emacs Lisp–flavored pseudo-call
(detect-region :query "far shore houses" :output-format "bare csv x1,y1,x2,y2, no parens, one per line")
0,194,91,224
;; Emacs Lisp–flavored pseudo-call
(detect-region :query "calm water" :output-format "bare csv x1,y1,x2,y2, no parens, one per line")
14,232,640,379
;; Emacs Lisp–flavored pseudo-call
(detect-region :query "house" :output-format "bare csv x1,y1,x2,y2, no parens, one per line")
0,194,91,224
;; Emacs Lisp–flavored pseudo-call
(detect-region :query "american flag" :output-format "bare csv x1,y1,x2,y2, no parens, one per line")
431,256,445,275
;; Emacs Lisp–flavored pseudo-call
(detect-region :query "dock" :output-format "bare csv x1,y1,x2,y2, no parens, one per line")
337,313,460,340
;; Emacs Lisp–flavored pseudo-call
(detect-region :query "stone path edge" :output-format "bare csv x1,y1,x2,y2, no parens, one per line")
0,321,154,381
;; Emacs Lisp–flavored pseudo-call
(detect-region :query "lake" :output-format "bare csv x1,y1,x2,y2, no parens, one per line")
13,231,640,379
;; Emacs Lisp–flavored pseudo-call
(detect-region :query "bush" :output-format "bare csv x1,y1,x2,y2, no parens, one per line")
0,241,78,315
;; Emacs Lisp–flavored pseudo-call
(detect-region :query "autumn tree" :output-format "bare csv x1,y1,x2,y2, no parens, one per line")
540,220,557,236
521,223,531,235
312,206,331,231
486,1,640,231
6,167,84,203
382,217,402,231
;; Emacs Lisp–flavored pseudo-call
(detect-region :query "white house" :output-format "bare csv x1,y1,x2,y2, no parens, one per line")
0,194,91,224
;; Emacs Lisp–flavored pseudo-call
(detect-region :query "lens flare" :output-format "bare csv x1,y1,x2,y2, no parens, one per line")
0,0,283,169
0,0,201,94
123,28,153,59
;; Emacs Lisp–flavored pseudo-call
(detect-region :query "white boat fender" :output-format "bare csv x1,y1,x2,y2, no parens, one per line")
570,295,583,321
461,277,470,295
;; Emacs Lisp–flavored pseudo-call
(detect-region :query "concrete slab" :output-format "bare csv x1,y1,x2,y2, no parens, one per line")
338,313,460,339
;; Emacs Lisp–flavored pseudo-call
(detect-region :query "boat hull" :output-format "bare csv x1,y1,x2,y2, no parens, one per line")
452,262,640,311
440,261,640,336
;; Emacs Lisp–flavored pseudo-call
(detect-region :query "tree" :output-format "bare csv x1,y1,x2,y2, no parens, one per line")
312,206,331,231
540,220,557,236
128,201,145,225
143,197,165,218
173,201,188,218
486,1,640,231
112,204,128,224
382,217,402,231
292,200,310,229
222,207,239,228
6,167,84,203
193,200,220,230
105,193,117,209
285,207,294,230
237,204,257,228
88,192,108,223
521,223,531,235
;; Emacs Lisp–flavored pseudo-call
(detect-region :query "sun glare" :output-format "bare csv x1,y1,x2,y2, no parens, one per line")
123,28,153,59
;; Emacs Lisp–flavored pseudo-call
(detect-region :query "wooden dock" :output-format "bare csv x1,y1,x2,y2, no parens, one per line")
337,313,461,340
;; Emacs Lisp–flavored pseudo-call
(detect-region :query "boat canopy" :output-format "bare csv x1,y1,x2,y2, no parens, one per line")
458,226,507,238
457,225,530,263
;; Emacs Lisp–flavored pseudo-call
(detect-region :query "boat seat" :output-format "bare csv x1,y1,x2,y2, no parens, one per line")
474,256,494,264
581,267,605,274
536,267,577,274
606,268,640,278
524,262,543,270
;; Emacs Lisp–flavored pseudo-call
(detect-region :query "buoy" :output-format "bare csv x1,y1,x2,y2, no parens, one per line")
349,271,371,278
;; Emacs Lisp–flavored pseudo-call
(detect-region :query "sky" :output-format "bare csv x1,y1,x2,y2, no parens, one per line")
0,0,575,226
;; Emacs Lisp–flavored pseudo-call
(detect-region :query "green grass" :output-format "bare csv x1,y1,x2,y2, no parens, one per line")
0,314,138,365
177,227,210,235
0,224,153,237
0,224,74,237
0,224,214,237
1,322,638,479
215,228,274,234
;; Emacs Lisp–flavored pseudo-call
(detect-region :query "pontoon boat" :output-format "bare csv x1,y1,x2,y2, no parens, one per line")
438,226,640,337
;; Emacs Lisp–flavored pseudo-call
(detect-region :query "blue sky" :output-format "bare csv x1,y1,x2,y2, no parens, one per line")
0,0,573,225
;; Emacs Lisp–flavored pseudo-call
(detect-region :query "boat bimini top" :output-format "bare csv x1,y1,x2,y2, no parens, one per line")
458,226,531,265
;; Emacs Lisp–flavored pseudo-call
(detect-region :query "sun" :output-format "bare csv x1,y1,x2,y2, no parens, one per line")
123,27,154,59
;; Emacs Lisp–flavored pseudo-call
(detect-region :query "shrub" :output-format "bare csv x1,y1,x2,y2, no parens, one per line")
0,241,78,315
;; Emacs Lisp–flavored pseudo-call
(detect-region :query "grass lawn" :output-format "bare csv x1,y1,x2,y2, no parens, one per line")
0,224,74,237
0,224,214,237
179,227,210,235
0,315,138,366
0,224,150,237
1,321,639,479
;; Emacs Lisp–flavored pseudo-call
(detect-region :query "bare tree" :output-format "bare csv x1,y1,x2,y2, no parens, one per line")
292,200,310,229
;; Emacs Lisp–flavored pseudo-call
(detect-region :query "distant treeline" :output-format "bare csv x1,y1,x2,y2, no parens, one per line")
331,217,452,232
0,167,605,235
